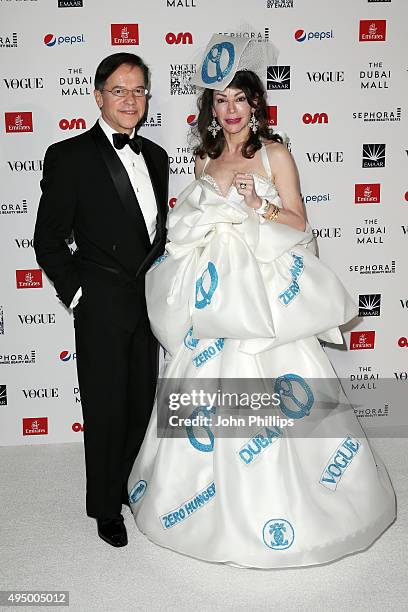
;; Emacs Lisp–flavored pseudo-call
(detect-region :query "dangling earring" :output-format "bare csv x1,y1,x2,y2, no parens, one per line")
248,109,259,134
208,116,221,138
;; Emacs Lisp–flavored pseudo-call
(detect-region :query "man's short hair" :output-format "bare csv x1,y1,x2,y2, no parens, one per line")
94,53,149,91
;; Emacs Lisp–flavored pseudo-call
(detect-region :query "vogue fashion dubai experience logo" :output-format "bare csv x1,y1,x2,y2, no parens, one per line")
362,144,385,167
267,66,290,89
0,305,4,335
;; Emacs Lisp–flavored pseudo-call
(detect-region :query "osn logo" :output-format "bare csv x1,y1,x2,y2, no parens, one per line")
302,112,328,125
165,32,193,45
359,20,386,42
59,350,76,361
355,184,381,204
59,118,86,130
169,197,177,209
111,24,139,45
72,422,84,432
16,269,42,289
22,417,48,436
5,112,33,133
44,33,85,47
398,337,408,348
295,29,334,42
186,114,197,126
267,106,278,126
350,331,376,350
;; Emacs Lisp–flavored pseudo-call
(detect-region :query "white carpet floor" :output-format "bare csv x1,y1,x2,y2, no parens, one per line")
1,438,407,612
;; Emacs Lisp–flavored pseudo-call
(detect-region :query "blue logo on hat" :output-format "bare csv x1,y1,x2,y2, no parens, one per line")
195,261,218,309
263,519,295,550
201,42,235,84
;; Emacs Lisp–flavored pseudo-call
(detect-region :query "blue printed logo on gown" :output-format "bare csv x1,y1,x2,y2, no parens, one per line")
263,519,295,550
129,480,147,503
195,262,218,309
274,374,314,419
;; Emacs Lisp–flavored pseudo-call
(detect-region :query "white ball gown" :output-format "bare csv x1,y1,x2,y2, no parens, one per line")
128,147,396,568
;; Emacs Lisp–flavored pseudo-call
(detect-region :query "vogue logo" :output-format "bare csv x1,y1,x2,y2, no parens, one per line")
7,160,43,172
267,65,290,89
5,112,33,133
362,143,385,167
359,20,386,42
59,118,86,130
16,269,43,289
267,106,278,126
111,24,139,45
18,313,56,325
312,227,341,239
22,417,48,436
355,184,381,204
306,151,343,163
14,238,33,248
350,331,376,350
23,388,59,399
306,71,344,83
302,112,328,125
165,32,193,45
3,78,43,90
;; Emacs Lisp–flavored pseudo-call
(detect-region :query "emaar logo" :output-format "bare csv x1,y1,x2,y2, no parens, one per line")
295,29,334,42
44,33,85,47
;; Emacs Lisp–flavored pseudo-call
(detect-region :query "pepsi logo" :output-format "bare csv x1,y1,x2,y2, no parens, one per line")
295,29,306,42
187,114,197,126
60,350,71,361
44,34,56,47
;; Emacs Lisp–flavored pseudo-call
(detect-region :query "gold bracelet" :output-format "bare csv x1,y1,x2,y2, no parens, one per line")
263,202,280,222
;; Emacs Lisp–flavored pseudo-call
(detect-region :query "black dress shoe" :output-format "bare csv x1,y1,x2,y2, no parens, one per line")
97,516,128,547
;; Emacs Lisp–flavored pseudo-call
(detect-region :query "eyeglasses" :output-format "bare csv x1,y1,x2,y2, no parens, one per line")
102,86,149,98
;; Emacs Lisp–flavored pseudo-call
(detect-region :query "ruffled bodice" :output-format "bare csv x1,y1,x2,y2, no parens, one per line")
146,174,357,357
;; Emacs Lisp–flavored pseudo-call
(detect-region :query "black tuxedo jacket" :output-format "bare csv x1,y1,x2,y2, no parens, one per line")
34,122,168,307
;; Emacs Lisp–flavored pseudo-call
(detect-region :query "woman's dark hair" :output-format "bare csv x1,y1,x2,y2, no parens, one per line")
193,70,282,159
94,53,149,90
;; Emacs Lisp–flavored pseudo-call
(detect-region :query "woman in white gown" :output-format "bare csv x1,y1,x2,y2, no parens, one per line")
128,35,396,568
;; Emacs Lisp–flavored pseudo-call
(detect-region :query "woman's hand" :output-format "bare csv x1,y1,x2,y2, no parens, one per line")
233,173,262,209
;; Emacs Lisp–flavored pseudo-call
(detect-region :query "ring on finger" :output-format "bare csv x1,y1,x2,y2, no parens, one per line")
239,182,247,189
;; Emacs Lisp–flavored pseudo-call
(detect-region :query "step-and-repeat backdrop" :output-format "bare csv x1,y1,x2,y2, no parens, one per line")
1,0,407,445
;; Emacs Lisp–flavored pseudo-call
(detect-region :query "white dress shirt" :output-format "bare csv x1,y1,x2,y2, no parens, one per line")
70,117,158,309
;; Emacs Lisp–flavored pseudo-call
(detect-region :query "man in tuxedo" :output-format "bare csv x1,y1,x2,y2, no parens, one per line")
34,53,168,547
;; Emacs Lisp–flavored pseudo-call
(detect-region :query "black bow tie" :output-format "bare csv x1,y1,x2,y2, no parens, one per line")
112,132,142,155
